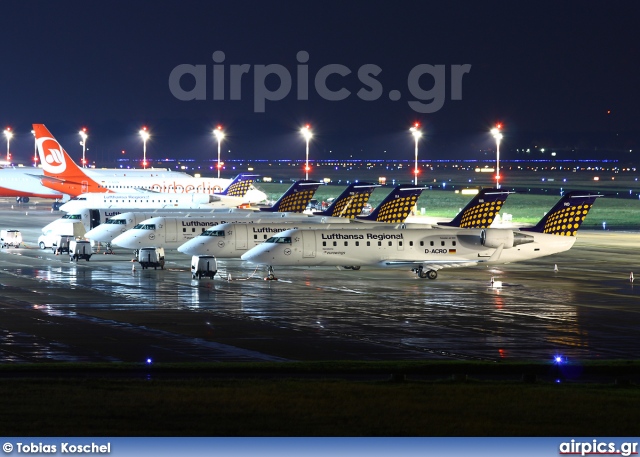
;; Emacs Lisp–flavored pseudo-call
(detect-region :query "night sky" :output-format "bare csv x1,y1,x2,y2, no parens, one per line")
1,1,639,162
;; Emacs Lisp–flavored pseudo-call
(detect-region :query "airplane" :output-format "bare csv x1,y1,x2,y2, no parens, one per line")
0,167,64,202
32,123,263,198
240,191,602,280
177,187,511,258
110,180,333,250
0,164,195,206
85,182,376,246
57,173,263,213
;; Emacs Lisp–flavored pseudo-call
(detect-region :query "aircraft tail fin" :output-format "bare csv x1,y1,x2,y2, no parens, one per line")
521,191,603,235
33,124,104,195
357,184,425,223
313,182,379,218
259,180,323,213
438,188,512,228
218,174,259,197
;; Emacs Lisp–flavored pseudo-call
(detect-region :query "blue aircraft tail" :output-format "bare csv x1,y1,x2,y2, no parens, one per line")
357,185,425,223
438,188,512,228
218,174,260,197
313,182,379,218
259,180,324,213
521,191,602,235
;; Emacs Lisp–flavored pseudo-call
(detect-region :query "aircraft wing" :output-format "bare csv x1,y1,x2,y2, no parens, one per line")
25,173,46,181
378,244,504,270
378,259,482,270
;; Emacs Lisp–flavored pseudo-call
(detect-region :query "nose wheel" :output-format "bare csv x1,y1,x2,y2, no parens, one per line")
264,266,278,281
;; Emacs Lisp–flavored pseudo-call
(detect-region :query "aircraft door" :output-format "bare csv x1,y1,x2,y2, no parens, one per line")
165,219,177,242
90,210,101,229
302,231,316,258
235,224,248,250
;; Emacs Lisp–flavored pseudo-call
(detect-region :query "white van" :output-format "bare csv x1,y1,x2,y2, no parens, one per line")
1,230,22,248
137,247,165,270
191,255,217,279
69,240,92,262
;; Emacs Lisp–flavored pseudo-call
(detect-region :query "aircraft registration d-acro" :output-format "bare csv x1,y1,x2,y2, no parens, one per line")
32,124,260,198
57,173,262,213
241,191,602,280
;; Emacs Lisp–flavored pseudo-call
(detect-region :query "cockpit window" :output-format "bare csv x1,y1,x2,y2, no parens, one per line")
202,230,225,237
105,219,126,225
61,214,82,220
265,236,291,244
133,223,156,230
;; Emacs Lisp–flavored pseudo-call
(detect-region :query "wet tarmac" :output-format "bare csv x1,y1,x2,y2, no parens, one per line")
1,201,639,364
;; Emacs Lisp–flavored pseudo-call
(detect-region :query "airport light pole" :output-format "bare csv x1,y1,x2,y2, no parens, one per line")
4,127,13,162
139,127,149,169
410,123,422,186
213,125,224,179
491,124,503,189
79,128,88,168
300,125,312,180
31,129,37,167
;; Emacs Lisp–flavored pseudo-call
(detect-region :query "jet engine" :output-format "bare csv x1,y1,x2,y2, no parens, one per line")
481,228,514,249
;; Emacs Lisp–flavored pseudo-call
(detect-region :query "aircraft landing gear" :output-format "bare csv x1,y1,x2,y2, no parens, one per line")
264,265,278,281
413,266,438,280
103,243,114,255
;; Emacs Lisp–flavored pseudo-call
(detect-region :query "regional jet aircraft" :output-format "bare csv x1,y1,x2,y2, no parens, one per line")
241,191,602,280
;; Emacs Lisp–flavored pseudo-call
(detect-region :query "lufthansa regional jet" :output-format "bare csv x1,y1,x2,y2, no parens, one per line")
240,191,602,280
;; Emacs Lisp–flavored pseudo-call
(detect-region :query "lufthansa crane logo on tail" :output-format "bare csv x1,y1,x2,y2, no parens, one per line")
36,136,67,174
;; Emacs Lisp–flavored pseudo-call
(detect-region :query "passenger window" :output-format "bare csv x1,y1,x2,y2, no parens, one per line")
355,241,359,246
333,241,337,247
430,241,434,246
344,242,348,246
323,241,326,246
441,241,445,246
452,241,456,246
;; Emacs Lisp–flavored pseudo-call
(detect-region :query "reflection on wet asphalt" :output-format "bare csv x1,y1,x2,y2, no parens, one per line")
1,208,639,363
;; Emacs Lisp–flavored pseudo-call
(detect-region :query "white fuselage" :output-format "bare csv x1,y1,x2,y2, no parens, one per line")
47,208,241,239
241,227,577,269
83,209,268,243
58,187,266,213
178,221,366,258
0,166,180,200
111,215,352,251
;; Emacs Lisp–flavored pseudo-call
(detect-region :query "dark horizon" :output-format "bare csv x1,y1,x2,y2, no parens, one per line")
2,1,639,164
